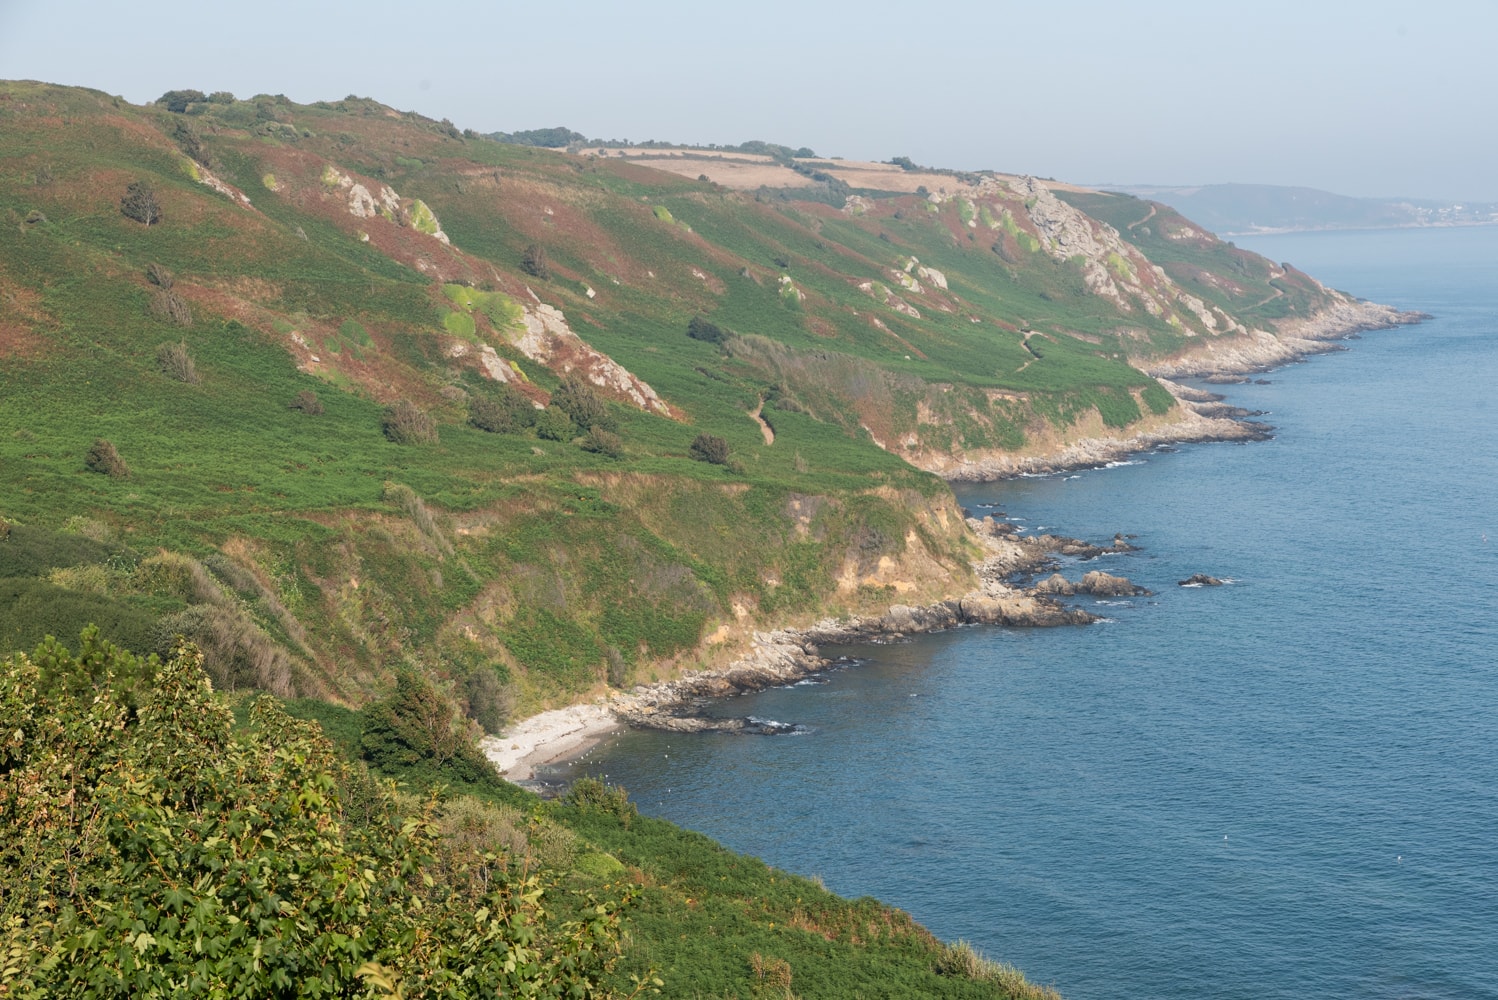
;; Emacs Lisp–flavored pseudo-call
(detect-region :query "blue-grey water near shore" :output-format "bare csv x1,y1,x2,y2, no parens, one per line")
557,226,1498,999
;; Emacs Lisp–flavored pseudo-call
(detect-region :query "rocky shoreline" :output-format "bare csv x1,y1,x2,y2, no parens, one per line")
1144,298,1428,380
482,299,1423,780
481,520,1152,773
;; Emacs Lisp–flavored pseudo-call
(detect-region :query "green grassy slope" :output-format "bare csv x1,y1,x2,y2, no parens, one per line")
1,81,1372,999
2,81,1347,716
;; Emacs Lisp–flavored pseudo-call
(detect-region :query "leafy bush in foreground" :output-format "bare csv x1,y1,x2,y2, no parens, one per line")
0,634,631,997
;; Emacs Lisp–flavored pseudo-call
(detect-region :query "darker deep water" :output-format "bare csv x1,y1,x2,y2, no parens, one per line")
559,226,1498,999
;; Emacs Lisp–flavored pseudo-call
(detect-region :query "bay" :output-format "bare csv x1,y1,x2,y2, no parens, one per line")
558,225,1498,999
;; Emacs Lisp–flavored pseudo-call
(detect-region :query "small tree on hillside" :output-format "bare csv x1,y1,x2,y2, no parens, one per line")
121,182,161,226
382,400,438,445
84,439,130,478
520,243,551,279
288,389,323,415
579,425,623,458
156,341,200,384
149,289,193,327
469,386,536,434
550,374,613,432
686,315,729,345
156,89,206,113
689,432,731,466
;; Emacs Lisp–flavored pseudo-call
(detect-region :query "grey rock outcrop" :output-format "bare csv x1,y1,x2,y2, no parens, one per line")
1178,573,1225,587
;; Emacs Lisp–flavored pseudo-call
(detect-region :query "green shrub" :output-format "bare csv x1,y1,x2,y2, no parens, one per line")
0,643,630,995
382,399,438,444
580,426,623,458
535,405,575,441
83,438,129,478
469,387,536,433
156,88,205,112
551,375,614,432
687,315,729,345
564,776,638,829
289,388,323,414
689,432,731,465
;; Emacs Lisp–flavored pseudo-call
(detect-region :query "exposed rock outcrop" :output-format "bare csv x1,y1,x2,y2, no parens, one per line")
1178,573,1225,587
1143,297,1426,379
513,301,672,415
1035,570,1151,597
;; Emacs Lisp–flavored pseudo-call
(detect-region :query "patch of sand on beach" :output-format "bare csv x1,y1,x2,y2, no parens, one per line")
480,703,620,781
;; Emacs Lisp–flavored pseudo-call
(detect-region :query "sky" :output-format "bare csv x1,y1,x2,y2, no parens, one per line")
3,0,1495,202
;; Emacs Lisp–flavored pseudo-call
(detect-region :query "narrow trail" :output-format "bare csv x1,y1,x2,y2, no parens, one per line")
749,400,774,445
1246,278,1287,310
1127,203,1157,230
1014,332,1044,373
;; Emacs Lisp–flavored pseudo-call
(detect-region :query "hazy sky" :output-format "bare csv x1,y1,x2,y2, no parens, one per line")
3,0,1495,201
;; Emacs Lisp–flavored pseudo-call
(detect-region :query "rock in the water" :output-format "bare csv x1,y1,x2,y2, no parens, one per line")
1033,572,1076,596
1076,570,1151,597
1178,573,1225,587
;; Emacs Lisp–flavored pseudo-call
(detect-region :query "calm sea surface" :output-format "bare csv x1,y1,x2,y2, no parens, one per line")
558,226,1498,999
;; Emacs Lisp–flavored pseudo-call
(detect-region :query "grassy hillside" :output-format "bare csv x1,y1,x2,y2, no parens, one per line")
0,81,1390,998
1,79,1352,717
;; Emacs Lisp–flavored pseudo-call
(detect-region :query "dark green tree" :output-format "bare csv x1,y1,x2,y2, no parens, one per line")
689,432,731,466
469,386,536,434
550,374,614,432
686,316,729,345
156,88,205,113
360,668,489,781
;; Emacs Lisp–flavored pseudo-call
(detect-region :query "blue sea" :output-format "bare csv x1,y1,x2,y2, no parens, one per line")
557,226,1498,999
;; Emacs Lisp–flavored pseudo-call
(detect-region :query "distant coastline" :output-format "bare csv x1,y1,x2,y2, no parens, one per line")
1218,220,1498,238
1105,181,1498,239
